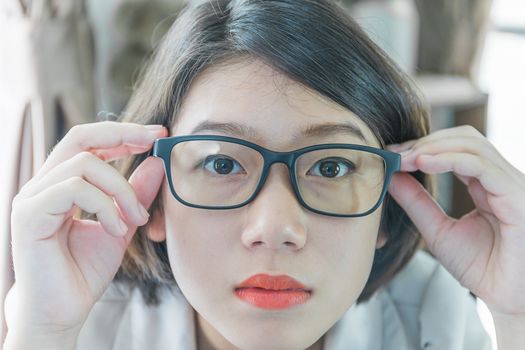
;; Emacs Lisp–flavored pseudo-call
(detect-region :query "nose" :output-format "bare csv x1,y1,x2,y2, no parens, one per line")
241,163,308,252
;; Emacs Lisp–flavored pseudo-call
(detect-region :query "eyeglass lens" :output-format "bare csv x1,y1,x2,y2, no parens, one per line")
170,140,386,215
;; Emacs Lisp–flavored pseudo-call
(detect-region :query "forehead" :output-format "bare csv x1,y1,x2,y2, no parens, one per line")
173,60,380,149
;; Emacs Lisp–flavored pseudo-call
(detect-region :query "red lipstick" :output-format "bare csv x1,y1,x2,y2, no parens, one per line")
234,274,312,310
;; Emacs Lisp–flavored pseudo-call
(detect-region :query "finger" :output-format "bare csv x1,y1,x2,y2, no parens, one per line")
124,156,165,242
466,178,500,231
404,152,510,197
129,156,165,210
395,135,523,185
386,125,483,152
407,152,524,225
16,177,129,242
400,136,490,158
388,172,454,248
65,157,166,246
69,218,134,249
91,144,152,162
385,139,417,152
20,151,149,226
37,121,167,177
466,178,490,213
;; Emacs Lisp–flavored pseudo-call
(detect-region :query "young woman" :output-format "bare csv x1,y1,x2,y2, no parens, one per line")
5,1,525,349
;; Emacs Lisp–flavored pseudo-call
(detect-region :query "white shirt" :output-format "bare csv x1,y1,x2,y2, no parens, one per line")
77,250,492,350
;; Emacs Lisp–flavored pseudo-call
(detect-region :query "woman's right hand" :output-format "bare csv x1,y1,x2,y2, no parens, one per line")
5,121,167,346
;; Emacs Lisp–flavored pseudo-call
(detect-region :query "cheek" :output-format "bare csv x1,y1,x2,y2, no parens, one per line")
163,196,236,304
161,173,382,347
314,212,382,316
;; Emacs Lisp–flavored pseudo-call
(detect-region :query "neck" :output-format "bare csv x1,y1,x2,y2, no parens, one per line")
194,310,325,350
195,310,237,350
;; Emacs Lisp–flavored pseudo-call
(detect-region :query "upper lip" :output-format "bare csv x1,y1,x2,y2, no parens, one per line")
236,274,311,291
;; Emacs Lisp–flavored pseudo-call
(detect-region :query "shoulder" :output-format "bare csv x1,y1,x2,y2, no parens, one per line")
382,250,493,350
308,250,492,350
76,282,196,350
386,249,451,306
76,282,134,349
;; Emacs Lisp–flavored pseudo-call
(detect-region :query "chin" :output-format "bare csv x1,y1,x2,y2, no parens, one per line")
221,325,322,350
229,339,315,350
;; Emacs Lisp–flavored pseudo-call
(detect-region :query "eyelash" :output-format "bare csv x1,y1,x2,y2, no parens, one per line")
202,156,356,178
306,157,356,178
202,155,245,175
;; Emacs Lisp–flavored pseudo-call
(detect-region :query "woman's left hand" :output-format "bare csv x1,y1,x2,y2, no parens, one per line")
386,125,525,319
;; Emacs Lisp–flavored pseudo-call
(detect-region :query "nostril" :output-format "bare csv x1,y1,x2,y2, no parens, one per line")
249,240,297,249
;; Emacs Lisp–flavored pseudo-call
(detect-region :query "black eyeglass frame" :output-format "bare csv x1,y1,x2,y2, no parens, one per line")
151,134,401,217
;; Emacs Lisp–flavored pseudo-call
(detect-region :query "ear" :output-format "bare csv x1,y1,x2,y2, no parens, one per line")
147,210,166,242
376,231,387,249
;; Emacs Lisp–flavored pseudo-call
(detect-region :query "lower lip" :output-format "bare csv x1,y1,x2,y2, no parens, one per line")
234,288,311,310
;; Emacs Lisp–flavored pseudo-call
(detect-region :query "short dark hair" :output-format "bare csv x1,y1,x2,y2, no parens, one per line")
110,0,432,306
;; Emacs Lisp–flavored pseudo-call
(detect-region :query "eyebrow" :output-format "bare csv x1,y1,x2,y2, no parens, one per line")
190,120,367,142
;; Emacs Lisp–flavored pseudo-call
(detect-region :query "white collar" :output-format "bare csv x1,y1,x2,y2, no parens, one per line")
82,251,489,350
111,286,409,350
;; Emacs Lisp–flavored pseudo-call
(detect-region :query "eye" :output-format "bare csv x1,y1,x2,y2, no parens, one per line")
202,155,245,175
307,157,356,178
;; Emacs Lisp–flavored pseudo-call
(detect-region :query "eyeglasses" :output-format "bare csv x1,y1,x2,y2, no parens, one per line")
152,135,400,217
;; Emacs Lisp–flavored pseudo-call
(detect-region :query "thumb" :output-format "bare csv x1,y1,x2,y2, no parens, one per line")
128,156,165,210
388,172,452,248
121,156,165,244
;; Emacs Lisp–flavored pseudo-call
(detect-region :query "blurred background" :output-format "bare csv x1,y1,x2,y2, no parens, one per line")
1,0,524,348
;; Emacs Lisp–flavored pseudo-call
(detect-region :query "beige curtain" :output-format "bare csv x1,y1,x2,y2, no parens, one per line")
0,0,188,344
0,0,96,343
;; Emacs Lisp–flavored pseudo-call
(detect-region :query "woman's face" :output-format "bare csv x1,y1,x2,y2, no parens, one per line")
150,59,386,350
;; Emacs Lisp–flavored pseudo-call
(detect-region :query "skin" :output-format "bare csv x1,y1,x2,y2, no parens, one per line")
5,60,525,349
387,129,525,349
148,60,387,350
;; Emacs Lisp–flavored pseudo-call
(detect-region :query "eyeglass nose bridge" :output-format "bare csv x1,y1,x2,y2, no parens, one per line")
247,148,304,210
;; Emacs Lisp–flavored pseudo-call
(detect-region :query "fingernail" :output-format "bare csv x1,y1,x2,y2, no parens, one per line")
145,124,165,131
118,218,128,236
146,125,166,135
126,144,151,148
138,202,150,220
146,125,167,138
